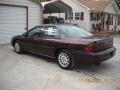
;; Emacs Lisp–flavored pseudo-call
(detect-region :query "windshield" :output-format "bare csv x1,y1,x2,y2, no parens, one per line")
59,25,93,38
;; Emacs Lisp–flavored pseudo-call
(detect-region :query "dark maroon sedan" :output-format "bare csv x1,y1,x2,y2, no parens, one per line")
11,24,116,70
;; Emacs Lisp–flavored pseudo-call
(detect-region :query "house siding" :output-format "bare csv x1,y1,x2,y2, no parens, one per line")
61,0,90,31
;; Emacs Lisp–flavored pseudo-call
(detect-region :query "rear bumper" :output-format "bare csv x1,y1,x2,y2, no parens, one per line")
72,47,116,64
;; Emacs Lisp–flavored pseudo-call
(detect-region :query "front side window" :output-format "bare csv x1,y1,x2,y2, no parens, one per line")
28,26,44,37
44,26,60,38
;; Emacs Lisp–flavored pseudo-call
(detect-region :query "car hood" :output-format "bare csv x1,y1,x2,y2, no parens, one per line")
11,35,22,40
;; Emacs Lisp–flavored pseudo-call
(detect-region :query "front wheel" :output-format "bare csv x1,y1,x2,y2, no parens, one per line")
14,41,23,54
57,50,75,70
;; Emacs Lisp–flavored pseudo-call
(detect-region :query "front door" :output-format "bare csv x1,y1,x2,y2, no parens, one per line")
22,26,44,52
23,26,61,57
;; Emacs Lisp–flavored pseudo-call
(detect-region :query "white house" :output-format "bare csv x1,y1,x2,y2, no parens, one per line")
0,0,43,45
43,0,120,32
63,0,120,32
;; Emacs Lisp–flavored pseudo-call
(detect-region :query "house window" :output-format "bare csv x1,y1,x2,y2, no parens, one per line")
75,12,80,20
68,13,73,20
117,15,120,25
108,14,113,25
91,12,100,21
91,12,97,21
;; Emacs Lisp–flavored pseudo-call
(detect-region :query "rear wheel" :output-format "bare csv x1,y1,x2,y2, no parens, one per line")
57,50,75,70
14,41,23,54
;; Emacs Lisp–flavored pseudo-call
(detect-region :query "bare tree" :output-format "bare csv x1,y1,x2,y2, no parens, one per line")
115,0,120,10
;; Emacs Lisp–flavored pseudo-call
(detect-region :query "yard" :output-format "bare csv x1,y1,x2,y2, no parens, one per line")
0,36,120,90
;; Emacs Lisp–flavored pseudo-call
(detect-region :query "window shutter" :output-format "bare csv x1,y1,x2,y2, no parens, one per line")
65,13,68,20
81,12,84,20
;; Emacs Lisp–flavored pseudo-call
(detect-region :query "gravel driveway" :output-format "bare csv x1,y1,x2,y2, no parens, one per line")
0,37,120,90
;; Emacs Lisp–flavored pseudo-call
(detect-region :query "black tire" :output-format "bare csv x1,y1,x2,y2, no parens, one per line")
14,40,23,54
57,50,75,70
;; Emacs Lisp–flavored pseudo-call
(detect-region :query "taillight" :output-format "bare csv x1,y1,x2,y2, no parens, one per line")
85,44,94,53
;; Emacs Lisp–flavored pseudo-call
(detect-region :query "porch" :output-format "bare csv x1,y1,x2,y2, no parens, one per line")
90,12,120,36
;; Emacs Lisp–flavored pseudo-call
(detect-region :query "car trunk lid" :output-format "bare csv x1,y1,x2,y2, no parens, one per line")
89,37,113,52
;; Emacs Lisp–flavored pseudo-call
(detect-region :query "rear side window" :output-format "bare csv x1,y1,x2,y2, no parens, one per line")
59,25,93,38
44,26,60,38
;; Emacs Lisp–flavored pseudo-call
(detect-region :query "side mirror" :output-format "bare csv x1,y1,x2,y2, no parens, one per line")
22,32,27,37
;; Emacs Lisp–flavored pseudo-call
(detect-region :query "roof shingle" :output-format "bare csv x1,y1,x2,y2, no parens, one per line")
77,0,113,11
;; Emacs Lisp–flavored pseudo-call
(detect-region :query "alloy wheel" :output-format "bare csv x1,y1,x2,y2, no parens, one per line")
58,52,70,68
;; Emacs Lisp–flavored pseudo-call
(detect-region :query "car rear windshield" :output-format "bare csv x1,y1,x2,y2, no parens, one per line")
59,25,93,38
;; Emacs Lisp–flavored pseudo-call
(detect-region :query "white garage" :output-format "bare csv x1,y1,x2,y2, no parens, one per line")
0,0,42,45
